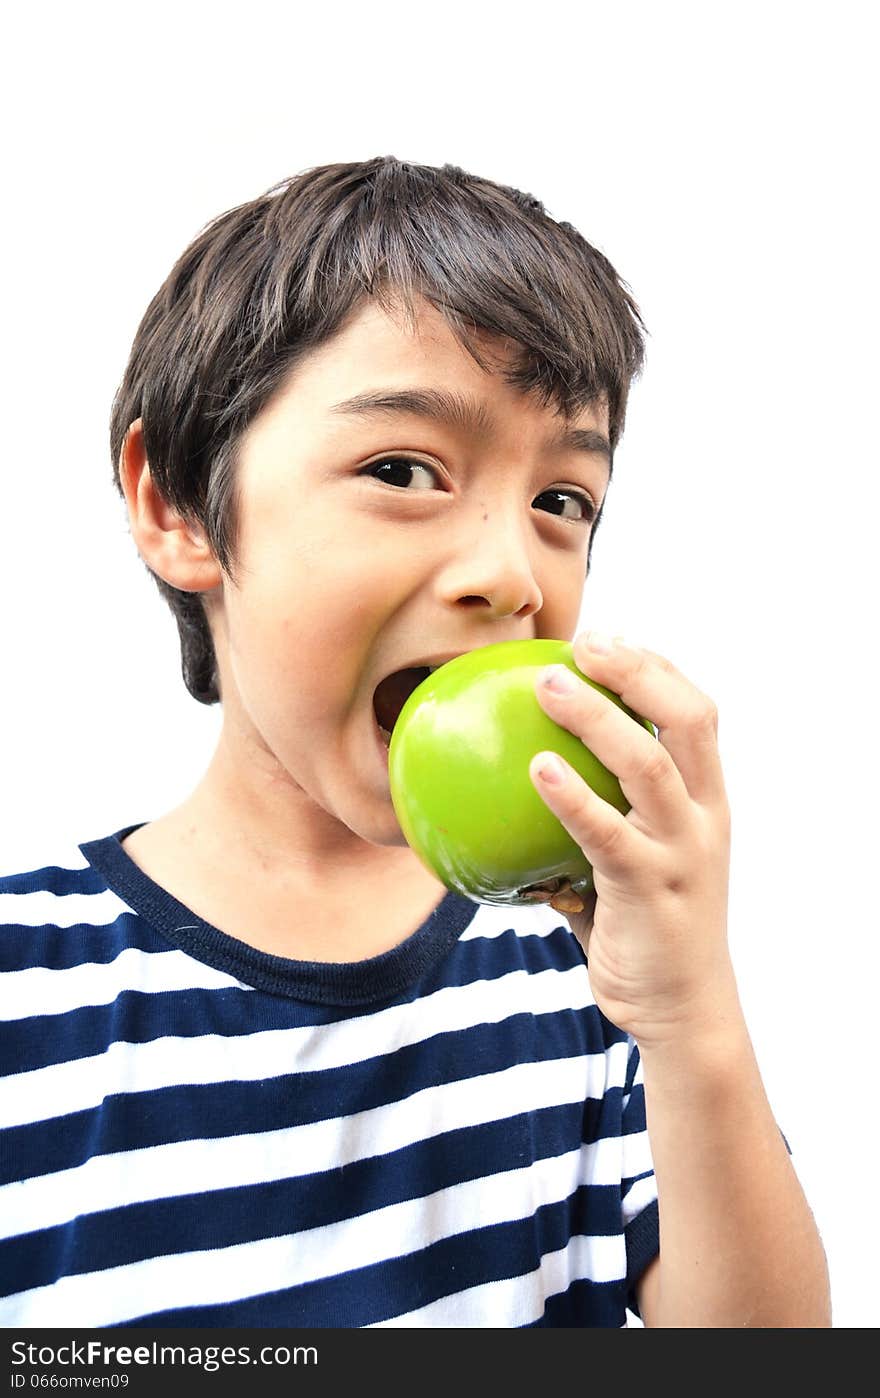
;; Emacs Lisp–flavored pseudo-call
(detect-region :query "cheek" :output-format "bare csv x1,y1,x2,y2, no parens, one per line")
223,547,393,712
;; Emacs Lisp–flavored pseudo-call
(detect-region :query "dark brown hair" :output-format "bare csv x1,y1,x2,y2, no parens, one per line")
109,156,648,704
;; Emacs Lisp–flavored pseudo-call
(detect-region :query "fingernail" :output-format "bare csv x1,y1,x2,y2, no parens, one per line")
586,630,615,653
541,664,577,694
536,753,565,784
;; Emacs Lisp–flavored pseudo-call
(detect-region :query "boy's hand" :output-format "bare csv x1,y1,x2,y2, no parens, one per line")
530,632,735,1048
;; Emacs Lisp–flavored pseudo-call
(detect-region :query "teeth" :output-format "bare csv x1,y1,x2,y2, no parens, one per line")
378,724,392,746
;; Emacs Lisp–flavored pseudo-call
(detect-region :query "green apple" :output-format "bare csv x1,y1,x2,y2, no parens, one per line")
388,638,655,907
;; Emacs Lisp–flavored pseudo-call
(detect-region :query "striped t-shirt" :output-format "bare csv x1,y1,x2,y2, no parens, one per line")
0,823,659,1328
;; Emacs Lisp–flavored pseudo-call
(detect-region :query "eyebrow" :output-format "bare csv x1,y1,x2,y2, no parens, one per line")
327,387,612,477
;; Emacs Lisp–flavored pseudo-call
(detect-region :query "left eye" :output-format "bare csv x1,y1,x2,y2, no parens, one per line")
364,457,595,523
534,489,596,524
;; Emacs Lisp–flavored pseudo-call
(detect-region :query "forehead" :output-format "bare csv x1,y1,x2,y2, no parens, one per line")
263,295,611,446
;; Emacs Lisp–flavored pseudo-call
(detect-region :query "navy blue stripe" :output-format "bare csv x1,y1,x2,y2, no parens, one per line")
621,1078,647,1135
0,911,171,973
106,1185,634,1329
1,984,356,1073
2,1007,627,1185
0,924,601,1074
4,1102,619,1292
533,1277,630,1327
0,864,107,897
621,1162,654,1200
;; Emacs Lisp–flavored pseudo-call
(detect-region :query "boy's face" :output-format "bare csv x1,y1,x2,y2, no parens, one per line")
199,295,611,859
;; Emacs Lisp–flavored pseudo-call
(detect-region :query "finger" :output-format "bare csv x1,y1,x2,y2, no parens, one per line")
571,631,727,810
535,663,689,836
528,749,650,886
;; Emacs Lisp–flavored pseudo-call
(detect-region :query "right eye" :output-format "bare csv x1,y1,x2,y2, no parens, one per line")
362,456,443,490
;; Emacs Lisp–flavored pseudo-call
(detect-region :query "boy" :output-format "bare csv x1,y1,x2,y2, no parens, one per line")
0,157,830,1327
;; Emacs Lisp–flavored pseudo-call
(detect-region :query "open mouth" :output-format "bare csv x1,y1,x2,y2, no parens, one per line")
373,666,435,747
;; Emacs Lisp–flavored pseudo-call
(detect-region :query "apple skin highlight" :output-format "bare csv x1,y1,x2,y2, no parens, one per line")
388,638,655,907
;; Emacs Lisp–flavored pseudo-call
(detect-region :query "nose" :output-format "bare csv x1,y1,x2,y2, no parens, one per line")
434,502,544,620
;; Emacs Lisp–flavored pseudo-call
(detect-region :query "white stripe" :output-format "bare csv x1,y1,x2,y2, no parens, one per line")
0,963,596,1128
621,1123,654,1182
0,1144,597,1327
459,901,574,941
0,846,89,881
0,885,133,929
368,1233,627,1327
0,894,576,1022
0,1048,633,1237
0,948,250,1021
622,1171,658,1225
622,1129,655,1185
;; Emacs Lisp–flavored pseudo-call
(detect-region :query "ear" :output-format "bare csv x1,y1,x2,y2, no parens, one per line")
118,418,223,594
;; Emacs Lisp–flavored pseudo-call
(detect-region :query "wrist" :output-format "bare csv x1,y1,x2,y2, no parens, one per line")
632,963,745,1061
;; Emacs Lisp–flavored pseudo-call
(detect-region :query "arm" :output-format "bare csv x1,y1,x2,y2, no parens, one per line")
633,999,830,1326
532,632,831,1327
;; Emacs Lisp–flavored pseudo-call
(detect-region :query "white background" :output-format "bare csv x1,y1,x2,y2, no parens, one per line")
2,0,877,1327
